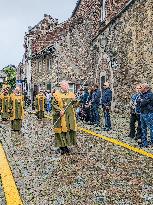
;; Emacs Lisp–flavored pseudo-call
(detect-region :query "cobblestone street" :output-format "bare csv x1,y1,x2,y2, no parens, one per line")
0,0,153,204
0,113,153,205
80,112,153,154
0,178,6,205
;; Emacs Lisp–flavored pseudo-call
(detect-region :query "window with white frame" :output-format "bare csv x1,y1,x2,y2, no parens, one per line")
101,0,107,21
100,71,106,92
38,60,42,73
69,84,75,93
46,57,53,72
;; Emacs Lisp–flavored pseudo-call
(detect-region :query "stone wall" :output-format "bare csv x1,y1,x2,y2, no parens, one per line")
28,0,101,90
93,0,153,112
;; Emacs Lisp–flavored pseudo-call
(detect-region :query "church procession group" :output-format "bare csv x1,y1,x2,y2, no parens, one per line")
1,80,153,156
0,81,78,155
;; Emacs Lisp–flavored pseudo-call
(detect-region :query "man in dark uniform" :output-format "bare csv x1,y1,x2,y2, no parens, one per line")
101,82,112,131
136,83,153,148
128,84,142,140
91,84,101,126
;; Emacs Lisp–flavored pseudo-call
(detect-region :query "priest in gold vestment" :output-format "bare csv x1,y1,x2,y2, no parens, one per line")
0,89,10,121
35,90,46,120
10,87,24,131
52,81,77,155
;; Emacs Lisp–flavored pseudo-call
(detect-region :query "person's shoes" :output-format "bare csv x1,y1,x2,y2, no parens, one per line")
60,147,71,155
61,150,66,155
60,147,66,155
88,122,94,125
102,127,106,131
149,143,153,148
102,127,112,131
105,128,112,131
94,124,100,128
134,136,141,140
65,147,71,155
148,141,153,147
55,148,61,154
127,134,135,138
139,144,148,148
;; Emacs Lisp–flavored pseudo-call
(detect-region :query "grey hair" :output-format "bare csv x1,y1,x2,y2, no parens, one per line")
142,83,151,89
60,80,69,86
60,80,69,89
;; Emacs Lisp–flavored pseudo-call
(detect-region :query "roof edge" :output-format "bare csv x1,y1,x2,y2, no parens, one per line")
71,0,82,17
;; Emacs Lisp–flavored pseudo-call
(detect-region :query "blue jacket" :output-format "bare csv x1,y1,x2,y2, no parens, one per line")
136,90,153,114
91,89,101,106
101,88,112,107
77,93,83,102
82,91,89,104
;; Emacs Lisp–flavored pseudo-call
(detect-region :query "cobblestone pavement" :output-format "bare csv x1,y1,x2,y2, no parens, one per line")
79,112,153,154
0,112,153,205
0,177,6,205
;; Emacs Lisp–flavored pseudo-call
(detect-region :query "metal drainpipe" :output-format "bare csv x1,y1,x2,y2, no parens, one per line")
108,58,115,111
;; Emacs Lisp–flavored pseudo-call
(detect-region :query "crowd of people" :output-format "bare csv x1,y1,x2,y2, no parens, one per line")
0,81,153,156
128,83,153,148
76,82,153,149
76,83,112,131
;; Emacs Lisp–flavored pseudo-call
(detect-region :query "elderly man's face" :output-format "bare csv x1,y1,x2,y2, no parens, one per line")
140,85,147,93
60,82,69,92
15,90,19,94
14,87,21,94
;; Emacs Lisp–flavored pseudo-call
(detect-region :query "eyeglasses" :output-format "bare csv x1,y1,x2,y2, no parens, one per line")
103,85,106,86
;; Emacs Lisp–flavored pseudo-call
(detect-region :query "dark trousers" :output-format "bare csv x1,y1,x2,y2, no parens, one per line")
83,107,91,122
140,113,153,146
129,112,142,138
104,110,111,129
91,104,100,125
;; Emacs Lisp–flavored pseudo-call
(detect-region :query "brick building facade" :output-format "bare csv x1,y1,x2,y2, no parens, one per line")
20,0,153,112
23,0,101,98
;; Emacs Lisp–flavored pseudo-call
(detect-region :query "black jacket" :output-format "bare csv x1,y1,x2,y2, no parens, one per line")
136,90,153,114
91,89,101,106
101,88,112,107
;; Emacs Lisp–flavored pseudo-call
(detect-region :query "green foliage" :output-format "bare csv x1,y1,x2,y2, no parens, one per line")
3,65,16,89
